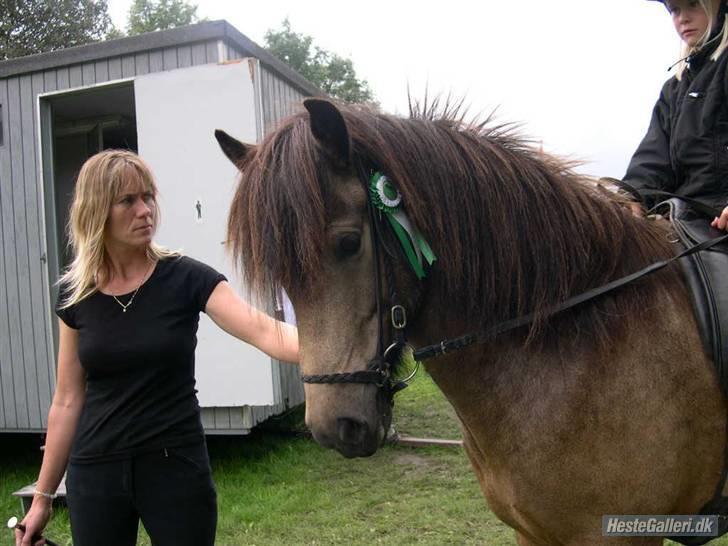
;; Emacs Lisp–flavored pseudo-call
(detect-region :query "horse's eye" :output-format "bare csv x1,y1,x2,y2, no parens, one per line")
335,233,361,260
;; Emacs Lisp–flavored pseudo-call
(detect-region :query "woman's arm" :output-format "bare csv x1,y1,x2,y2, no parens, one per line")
17,320,86,546
622,83,676,209
205,281,299,364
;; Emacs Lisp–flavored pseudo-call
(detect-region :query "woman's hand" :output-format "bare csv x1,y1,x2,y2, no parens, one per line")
15,498,52,546
711,206,728,231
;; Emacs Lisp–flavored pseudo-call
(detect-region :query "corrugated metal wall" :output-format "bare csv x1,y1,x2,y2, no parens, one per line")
0,71,54,433
0,40,222,432
222,43,307,132
259,66,306,133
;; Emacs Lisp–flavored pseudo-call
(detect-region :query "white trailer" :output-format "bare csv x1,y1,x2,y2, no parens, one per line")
0,20,317,434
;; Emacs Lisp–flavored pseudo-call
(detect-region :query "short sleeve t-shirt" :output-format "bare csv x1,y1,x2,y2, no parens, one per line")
56,256,226,463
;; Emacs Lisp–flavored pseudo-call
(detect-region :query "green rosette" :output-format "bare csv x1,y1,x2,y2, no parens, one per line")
369,172,436,279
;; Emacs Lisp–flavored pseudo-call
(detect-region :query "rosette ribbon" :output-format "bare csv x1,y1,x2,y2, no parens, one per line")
369,172,436,279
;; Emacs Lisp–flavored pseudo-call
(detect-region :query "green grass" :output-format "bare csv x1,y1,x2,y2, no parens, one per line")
2,373,726,545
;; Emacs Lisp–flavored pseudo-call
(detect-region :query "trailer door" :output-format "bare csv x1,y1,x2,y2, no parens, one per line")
134,60,274,407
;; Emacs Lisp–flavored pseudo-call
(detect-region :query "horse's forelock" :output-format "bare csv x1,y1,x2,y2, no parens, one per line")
227,113,328,301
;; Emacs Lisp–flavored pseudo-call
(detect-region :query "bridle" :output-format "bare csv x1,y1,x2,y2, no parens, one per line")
302,178,728,395
301,188,415,395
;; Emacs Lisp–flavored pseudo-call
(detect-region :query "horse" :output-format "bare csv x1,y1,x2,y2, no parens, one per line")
215,98,726,545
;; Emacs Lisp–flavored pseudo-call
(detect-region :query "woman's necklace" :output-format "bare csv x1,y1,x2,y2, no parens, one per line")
110,260,155,313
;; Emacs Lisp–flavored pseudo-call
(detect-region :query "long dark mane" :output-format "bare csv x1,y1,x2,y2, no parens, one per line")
228,101,681,343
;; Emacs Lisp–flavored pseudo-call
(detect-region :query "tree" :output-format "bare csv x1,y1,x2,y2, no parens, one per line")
264,19,374,104
0,0,112,60
105,26,126,40
127,0,199,36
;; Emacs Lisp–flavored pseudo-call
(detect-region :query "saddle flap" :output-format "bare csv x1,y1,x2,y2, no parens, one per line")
661,198,728,392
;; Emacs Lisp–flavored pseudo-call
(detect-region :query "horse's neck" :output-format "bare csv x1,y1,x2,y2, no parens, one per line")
424,341,554,451
416,286,707,461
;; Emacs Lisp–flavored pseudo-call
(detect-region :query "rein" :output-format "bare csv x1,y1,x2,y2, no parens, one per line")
416,192,728,361
414,229,728,361
302,181,728,391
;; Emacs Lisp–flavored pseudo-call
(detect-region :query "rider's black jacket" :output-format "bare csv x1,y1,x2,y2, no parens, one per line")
622,34,728,211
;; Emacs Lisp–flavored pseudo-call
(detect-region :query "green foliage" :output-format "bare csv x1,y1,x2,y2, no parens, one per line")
264,19,374,104
105,25,126,40
127,0,199,36
0,0,112,60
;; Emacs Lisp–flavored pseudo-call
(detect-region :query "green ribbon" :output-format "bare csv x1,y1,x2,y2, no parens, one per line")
369,172,436,279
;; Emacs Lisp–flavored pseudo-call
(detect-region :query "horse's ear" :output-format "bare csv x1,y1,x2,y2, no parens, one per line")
303,99,350,168
214,129,252,167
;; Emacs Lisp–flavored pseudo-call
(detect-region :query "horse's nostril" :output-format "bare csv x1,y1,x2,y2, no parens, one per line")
337,417,368,445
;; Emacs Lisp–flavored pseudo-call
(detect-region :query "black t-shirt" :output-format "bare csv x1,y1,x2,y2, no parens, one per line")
56,256,226,463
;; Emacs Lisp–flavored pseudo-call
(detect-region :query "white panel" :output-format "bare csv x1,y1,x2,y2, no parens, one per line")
134,61,273,407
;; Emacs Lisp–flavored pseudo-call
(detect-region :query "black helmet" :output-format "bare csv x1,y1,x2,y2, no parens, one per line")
646,0,728,8
647,0,728,18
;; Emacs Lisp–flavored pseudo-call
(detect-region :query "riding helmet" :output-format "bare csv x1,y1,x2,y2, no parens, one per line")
646,0,728,16
650,0,728,20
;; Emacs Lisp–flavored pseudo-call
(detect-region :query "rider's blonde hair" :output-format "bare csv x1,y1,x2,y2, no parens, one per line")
673,0,728,79
58,150,179,309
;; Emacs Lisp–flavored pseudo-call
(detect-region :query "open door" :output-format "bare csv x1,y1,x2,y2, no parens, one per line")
134,60,273,407
40,81,138,355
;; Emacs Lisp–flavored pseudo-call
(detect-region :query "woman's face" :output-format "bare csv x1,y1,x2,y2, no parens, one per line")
106,178,156,251
666,0,711,47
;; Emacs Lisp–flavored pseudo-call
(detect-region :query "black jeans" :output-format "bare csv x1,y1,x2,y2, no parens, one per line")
66,442,217,546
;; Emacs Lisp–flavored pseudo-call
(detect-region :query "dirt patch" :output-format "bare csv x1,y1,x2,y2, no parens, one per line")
393,453,431,467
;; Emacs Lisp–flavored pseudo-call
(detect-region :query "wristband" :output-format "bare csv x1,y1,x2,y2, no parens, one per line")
33,489,56,500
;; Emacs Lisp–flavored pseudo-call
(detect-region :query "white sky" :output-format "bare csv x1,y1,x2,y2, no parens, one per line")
107,0,681,178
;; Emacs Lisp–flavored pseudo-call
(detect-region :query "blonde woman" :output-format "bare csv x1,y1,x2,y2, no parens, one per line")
622,0,728,229
16,150,299,546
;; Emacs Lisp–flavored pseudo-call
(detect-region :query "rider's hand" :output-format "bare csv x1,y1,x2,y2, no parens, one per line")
711,206,728,231
15,498,52,546
629,201,643,217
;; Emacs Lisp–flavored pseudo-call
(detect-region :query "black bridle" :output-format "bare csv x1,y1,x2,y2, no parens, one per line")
301,194,411,393
302,184,728,393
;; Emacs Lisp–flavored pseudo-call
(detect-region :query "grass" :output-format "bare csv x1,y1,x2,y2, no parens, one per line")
2,373,726,545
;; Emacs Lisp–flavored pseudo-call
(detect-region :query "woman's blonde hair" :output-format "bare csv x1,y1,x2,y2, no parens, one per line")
58,149,179,309
674,0,728,78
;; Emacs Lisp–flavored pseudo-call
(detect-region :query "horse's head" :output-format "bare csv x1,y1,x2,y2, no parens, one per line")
216,100,399,457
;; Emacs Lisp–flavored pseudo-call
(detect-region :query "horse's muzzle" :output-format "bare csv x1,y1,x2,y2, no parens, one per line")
337,417,369,444
311,417,382,458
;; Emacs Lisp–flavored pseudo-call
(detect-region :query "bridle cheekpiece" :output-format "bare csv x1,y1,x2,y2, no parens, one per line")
300,171,435,394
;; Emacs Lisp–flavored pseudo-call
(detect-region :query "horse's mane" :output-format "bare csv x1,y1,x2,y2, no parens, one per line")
228,100,681,344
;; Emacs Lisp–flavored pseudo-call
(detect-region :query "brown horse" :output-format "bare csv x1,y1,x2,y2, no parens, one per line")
215,99,726,545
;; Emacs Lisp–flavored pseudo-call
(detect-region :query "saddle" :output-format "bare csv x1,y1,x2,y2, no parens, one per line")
660,197,728,545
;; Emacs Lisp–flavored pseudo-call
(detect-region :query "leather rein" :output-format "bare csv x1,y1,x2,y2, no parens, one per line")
302,187,728,392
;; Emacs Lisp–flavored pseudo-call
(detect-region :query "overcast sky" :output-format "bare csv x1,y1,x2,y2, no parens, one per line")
107,0,681,178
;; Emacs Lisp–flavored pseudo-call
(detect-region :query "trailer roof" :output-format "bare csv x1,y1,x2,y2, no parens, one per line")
0,19,322,97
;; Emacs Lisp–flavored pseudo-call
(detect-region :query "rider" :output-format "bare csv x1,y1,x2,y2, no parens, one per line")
621,0,728,230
